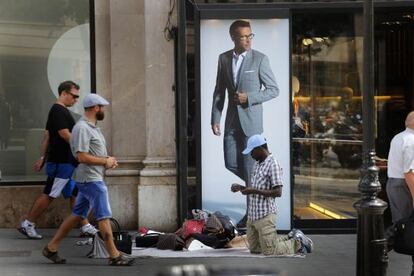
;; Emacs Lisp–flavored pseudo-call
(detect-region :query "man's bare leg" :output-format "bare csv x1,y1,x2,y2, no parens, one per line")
98,219,119,258
17,194,54,239
47,215,82,252
27,194,54,223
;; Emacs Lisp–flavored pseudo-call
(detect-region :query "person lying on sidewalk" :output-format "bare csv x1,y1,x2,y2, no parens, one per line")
231,134,313,255
42,94,134,266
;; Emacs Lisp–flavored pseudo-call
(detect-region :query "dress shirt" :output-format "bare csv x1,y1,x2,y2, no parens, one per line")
232,51,247,86
388,128,414,178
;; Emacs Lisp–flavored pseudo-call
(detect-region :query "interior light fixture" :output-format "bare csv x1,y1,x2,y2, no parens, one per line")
309,202,347,220
302,38,313,46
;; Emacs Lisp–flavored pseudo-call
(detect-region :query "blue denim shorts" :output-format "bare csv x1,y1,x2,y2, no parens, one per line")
72,181,112,221
43,162,77,199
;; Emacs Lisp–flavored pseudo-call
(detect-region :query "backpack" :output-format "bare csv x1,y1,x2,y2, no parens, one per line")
214,211,236,241
202,211,236,248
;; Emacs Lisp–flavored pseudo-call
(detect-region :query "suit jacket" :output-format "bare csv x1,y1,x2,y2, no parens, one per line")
211,49,279,137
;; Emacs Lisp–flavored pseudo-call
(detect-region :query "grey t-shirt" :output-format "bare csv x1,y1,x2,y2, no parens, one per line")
70,116,107,182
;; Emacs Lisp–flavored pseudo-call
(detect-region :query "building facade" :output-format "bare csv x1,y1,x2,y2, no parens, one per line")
0,0,413,231
0,0,177,231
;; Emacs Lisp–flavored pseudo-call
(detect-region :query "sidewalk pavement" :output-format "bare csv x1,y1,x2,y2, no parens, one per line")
0,229,411,276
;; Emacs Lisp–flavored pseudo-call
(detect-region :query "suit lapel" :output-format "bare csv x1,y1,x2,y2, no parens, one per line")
226,51,236,90
237,50,252,89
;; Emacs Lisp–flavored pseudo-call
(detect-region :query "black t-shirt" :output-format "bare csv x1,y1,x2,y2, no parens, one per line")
45,103,75,163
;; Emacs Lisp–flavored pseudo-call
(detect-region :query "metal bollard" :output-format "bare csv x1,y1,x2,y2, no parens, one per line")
354,151,389,276
371,239,389,276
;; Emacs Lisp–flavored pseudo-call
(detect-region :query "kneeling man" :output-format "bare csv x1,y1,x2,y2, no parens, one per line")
231,134,313,255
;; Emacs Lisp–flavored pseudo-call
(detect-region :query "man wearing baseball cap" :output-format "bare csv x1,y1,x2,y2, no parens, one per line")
42,93,134,266
231,134,313,256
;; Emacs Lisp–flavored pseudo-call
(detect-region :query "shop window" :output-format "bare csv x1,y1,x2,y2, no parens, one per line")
0,0,91,182
292,12,364,220
375,10,414,226
183,1,414,227
292,8,414,222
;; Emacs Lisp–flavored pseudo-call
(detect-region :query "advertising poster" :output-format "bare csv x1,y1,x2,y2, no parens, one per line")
200,18,291,230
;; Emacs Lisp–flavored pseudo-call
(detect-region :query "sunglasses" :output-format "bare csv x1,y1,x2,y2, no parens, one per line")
66,91,80,99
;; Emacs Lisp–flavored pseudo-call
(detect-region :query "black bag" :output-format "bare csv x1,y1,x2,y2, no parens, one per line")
110,218,132,254
213,211,236,241
191,233,228,249
156,233,185,251
393,213,414,255
201,211,236,248
135,233,160,247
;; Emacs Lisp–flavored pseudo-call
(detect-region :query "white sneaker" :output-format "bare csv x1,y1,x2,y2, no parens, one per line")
17,220,42,239
80,223,98,237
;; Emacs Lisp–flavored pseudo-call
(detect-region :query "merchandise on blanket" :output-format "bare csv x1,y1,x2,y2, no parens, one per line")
204,214,224,236
186,238,213,251
203,212,236,242
138,227,149,235
138,227,164,235
213,211,236,241
393,212,414,255
191,209,210,222
110,218,133,254
181,219,205,239
227,234,248,248
191,233,228,249
135,233,160,248
156,233,185,251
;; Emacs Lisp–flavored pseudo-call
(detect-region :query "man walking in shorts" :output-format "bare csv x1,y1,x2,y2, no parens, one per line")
43,93,134,266
18,81,97,239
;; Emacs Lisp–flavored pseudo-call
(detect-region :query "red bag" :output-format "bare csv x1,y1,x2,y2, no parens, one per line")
182,219,205,239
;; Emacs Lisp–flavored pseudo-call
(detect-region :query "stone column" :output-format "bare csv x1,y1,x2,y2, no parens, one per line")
95,0,177,230
138,0,177,231
95,0,146,229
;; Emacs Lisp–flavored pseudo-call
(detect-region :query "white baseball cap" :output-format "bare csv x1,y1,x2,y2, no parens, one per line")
83,93,109,108
242,134,267,155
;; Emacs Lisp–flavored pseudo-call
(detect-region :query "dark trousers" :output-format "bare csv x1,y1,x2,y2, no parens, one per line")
223,127,255,186
223,117,255,215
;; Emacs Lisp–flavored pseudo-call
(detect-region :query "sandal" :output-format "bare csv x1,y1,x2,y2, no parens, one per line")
108,254,135,266
42,246,66,264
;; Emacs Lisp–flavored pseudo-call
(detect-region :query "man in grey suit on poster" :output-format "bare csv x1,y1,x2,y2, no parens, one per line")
211,20,279,228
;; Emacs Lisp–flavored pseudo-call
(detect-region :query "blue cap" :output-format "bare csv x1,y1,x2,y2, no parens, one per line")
83,93,109,108
242,134,267,155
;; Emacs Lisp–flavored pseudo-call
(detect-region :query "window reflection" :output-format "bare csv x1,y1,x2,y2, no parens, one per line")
292,12,363,220
0,0,90,182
